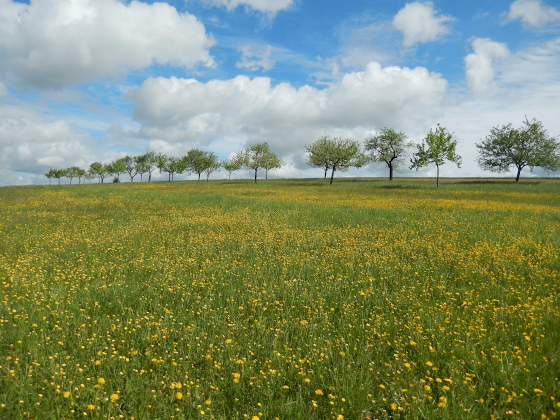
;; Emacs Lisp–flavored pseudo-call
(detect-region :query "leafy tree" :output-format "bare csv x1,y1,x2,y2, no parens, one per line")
305,135,332,178
154,153,170,181
121,155,138,182
262,152,283,179
240,142,275,183
65,166,81,185
89,162,109,183
183,149,219,181
476,117,560,182
222,155,243,180
107,158,127,182
365,127,412,180
51,169,66,185
410,125,462,187
203,155,222,182
45,169,55,185
305,135,367,184
75,167,86,184
159,156,185,181
137,152,158,182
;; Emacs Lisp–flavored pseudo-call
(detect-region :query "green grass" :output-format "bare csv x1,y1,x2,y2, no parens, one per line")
0,178,559,420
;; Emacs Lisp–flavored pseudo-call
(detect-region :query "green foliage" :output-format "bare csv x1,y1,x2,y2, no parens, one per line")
410,125,462,187
476,117,560,181
365,127,412,180
240,142,282,182
222,155,243,180
305,135,366,184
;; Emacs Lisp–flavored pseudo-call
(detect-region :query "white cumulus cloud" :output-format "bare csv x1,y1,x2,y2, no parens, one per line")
465,38,511,94
127,62,447,159
506,0,560,27
0,0,215,89
392,2,455,47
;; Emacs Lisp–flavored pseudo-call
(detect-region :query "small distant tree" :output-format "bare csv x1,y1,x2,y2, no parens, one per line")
306,135,367,184
65,166,81,185
365,127,413,180
183,149,219,181
222,155,243,180
161,156,185,181
52,169,66,185
262,152,283,179
154,153,170,181
76,167,86,184
107,158,126,182
476,117,560,182
410,125,462,187
203,154,221,182
136,152,158,182
45,169,55,185
240,142,275,183
89,162,109,183
121,155,138,182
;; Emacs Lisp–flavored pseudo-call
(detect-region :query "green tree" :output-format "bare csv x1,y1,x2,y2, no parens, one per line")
136,152,158,182
64,166,82,185
305,135,366,184
240,142,274,183
222,155,243,180
410,125,462,187
45,169,55,185
89,162,109,183
107,158,127,182
365,128,412,181
262,152,283,179
121,155,138,182
51,169,66,185
476,118,560,182
203,155,221,182
183,149,219,181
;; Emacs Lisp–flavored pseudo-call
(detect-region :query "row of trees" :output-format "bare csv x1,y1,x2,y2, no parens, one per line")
45,143,283,185
46,118,560,186
306,117,559,186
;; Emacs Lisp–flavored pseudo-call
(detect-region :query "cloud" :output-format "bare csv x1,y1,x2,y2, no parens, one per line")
506,0,560,27
392,2,455,47
202,0,294,15
127,62,447,161
0,0,215,89
465,38,511,94
236,45,275,71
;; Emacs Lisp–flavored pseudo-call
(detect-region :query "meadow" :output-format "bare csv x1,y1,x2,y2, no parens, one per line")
0,178,559,420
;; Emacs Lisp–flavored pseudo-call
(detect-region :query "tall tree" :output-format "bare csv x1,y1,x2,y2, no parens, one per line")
476,118,560,182
140,151,158,181
410,125,462,187
305,135,366,184
365,128,412,180
64,166,81,185
183,149,219,181
240,142,274,183
45,169,55,185
222,155,243,180
203,155,221,182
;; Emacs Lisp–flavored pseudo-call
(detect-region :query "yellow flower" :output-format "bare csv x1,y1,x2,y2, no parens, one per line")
315,389,323,395
425,361,433,367
175,392,183,400
97,377,105,385
225,339,233,344
62,391,70,398
110,393,119,402
282,385,289,389
251,416,260,420
87,404,95,410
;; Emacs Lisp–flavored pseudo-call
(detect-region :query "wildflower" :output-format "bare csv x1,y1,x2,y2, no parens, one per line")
97,378,105,385
63,392,71,398
110,394,119,402
315,389,324,395
175,392,183,400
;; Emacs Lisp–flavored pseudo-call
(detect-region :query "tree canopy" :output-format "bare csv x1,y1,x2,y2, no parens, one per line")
365,127,412,180
410,125,462,187
476,118,560,181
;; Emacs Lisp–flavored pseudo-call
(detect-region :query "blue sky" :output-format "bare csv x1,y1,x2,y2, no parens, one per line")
1,0,559,185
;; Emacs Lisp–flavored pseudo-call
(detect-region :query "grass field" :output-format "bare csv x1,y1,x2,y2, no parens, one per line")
1,178,559,420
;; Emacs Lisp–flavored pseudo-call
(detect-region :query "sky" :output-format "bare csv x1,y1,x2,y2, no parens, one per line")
1,0,559,185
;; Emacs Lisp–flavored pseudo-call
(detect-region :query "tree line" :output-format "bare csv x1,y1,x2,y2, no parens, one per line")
45,143,283,185
46,118,560,186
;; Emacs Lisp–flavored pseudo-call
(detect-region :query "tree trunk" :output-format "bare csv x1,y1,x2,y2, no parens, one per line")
389,164,394,181
329,168,336,185
254,168,258,183
324,167,328,178
436,164,440,188
516,167,521,182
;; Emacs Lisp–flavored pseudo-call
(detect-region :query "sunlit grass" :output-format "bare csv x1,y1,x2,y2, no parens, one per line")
1,179,559,419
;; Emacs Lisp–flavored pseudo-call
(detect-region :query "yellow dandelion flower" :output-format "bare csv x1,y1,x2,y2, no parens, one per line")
63,391,71,398
97,378,105,385
315,389,323,395
175,392,183,400
425,361,433,367
110,394,119,402
225,339,233,344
